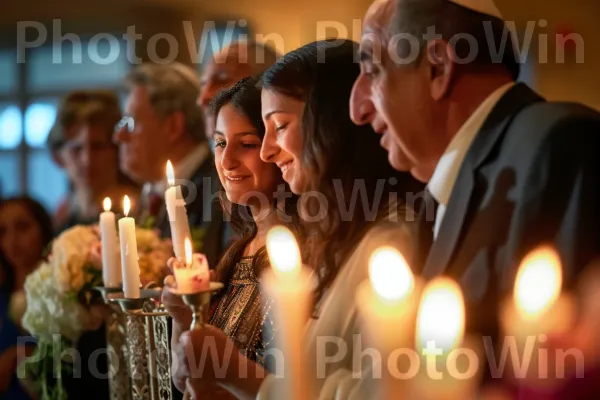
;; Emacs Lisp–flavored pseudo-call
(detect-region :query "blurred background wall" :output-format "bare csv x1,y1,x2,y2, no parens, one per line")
0,0,598,213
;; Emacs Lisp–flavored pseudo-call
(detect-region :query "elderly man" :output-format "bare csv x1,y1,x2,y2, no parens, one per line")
114,62,224,268
197,40,279,145
351,0,600,390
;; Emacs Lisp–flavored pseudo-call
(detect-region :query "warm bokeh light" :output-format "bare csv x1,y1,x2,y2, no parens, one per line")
123,195,131,216
416,277,465,355
103,197,112,212
166,160,175,186
266,225,301,278
184,237,193,266
369,246,414,302
514,246,562,319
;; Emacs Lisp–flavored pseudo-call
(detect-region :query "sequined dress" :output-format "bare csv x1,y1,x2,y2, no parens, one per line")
209,256,274,367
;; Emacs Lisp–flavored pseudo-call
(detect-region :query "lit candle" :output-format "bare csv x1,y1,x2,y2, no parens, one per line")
173,238,210,293
99,197,121,288
262,226,313,400
165,160,192,259
500,246,576,386
118,195,141,298
356,246,421,399
409,277,481,400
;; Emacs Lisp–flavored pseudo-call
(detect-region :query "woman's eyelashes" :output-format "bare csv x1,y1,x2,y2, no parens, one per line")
215,138,261,150
215,138,226,148
275,122,289,132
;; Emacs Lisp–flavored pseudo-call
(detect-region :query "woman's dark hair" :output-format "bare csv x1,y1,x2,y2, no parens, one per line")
262,39,424,304
0,196,54,292
210,77,303,286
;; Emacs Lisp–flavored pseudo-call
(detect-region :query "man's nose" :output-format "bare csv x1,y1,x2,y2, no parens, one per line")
113,127,129,144
198,85,216,109
349,75,375,126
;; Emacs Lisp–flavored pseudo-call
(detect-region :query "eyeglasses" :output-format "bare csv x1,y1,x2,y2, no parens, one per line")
115,116,135,133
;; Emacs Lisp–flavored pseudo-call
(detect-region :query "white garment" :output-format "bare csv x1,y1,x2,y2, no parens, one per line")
428,83,514,239
141,142,210,199
257,219,414,400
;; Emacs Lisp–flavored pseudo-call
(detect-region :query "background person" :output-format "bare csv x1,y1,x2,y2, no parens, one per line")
47,90,139,233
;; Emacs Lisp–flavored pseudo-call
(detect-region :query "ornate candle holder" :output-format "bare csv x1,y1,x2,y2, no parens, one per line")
169,282,224,329
167,282,224,400
92,286,131,400
108,288,173,400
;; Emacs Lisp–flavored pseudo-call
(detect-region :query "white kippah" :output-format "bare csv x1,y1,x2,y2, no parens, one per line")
447,0,503,19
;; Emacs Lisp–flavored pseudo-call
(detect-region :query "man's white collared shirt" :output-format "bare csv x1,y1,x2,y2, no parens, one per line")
428,83,514,240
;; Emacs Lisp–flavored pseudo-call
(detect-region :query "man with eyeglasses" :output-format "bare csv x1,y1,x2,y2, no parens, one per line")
114,62,226,269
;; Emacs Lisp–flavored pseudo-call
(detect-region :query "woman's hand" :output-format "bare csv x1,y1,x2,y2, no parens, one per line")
162,274,193,329
173,325,239,392
173,326,267,400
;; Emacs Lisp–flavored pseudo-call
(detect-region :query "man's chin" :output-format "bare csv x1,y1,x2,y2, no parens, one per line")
388,152,410,173
121,163,145,184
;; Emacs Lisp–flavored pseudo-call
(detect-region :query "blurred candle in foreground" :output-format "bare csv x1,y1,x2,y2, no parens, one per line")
99,197,121,288
356,246,420,398
173,237,210,293
118,196,141,298
165,160,192,259
500,246,576,386
262,226,313,400
409,277,480,400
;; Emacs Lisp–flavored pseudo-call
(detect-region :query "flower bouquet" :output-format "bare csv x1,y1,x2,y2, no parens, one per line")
20,225,106,400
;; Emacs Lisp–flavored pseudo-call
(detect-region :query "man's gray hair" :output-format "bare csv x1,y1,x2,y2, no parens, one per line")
209,39,281,76
390,0,520,79
125,62,205,142
238,40,281,75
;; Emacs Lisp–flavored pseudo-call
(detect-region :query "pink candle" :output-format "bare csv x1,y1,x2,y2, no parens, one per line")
173,238,210,293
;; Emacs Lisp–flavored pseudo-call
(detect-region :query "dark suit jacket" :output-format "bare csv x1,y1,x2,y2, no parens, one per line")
416,83,600,338
154,156,230,269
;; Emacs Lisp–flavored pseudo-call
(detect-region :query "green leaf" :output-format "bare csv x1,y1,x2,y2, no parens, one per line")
141,215,156,230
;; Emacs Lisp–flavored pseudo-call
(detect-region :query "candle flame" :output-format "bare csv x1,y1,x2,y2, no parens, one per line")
166,161,175,186
369,246,414,302
514,246,562,319
185,237,193,266
416,277,465,355
103,197,112,212
266,225,301,278
123,195,131,216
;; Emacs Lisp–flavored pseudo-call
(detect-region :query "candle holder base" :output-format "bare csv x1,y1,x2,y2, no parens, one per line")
92,285,123,299
109,289,162,313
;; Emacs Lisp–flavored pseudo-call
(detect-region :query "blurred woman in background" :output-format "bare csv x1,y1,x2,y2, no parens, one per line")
0,196,54,399
47,90,139,233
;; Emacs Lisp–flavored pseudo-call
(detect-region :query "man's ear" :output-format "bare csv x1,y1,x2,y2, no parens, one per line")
165,111,186,143
425,39,456,101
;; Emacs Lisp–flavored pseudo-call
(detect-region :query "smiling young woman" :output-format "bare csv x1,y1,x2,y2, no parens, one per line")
162,77,303,398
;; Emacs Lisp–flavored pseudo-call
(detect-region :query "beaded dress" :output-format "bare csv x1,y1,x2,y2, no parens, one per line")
209,256,274,367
